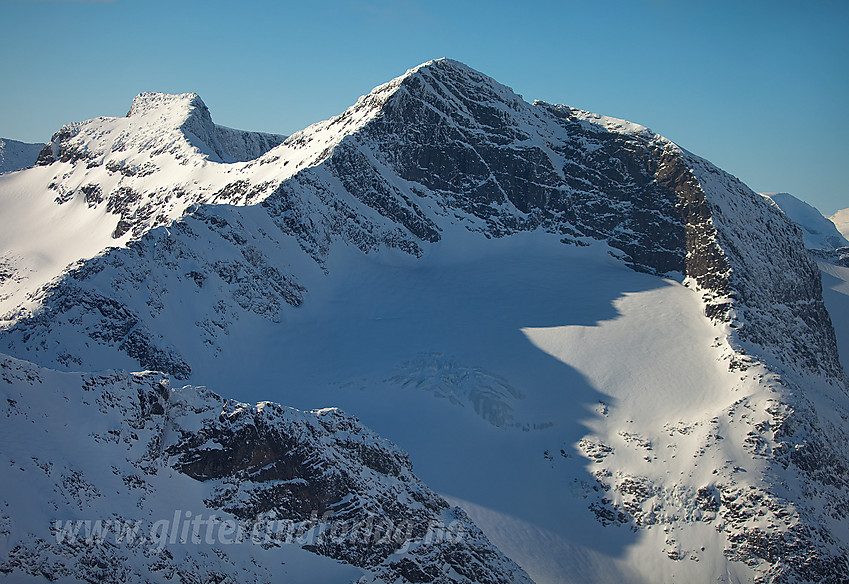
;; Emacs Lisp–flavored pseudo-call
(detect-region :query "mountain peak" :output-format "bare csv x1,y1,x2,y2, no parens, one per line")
278,58,520,161
403,57,476,76
127,91,207,123
125,91,235,161
33,90,286,168
398,57,523,104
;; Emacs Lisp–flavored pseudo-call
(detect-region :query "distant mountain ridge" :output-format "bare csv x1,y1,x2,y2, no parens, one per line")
761,192,849,249
831,207,849,241
0,138,44,173
1,58,848,584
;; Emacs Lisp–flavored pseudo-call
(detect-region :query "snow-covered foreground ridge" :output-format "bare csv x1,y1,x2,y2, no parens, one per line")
0,352,531,584
0,58,848,583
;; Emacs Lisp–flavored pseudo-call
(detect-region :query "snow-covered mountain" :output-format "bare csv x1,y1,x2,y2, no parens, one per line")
762,192,849,249
0,138,44,174
831,208,849,242
1,58,848,583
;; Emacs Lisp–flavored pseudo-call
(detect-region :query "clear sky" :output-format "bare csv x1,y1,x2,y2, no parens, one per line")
1,0,847,214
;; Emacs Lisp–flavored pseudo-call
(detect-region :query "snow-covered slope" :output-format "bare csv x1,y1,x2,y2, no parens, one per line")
762,192,849,249
1,58,848,583
0,92,287,320
831,207,849,241
0,138,44,174
0,83,407,322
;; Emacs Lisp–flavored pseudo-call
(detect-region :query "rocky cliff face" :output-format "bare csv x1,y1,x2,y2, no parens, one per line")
1,59,848,583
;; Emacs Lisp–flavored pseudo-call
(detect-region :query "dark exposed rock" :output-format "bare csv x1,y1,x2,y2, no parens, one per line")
811,247,849,268
35,125,84,166
329,143,441,244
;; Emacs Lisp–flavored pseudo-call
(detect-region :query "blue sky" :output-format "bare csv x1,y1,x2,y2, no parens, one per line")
1,0,847,213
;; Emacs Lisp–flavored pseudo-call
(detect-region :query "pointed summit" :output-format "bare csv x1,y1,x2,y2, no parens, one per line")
373,57,540,129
